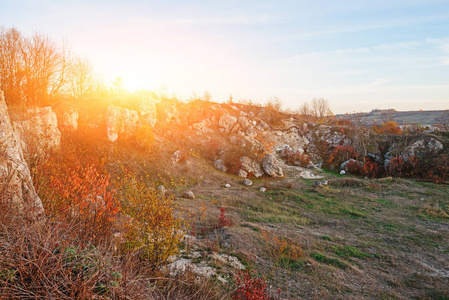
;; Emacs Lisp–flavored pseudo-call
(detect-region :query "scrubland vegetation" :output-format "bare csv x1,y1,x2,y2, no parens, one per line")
1,27,449,299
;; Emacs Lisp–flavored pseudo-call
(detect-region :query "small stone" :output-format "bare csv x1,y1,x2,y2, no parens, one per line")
225,183,231,188
243,179,253,186
314,181,322,186
157,185,166,194
259,187,267,192
183,190,195,199
321,180,329,186
340,170,346,175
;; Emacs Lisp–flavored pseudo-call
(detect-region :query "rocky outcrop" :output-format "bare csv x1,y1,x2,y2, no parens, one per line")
405,137,443,155
239,156,264,177
14,107,61,153
106,105,140,142
193,119,212,134
262,153,284,177
0,91,44,217
53,105,79,132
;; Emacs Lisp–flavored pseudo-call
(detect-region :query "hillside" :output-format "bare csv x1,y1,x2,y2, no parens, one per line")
336,109,447,125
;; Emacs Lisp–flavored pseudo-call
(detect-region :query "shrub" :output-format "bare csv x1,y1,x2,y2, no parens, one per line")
0,214,154,299
328,145,357,167
118,174,190,270
233,270,268,300
130,124,155,151
217,207,233,229
371,121,402,135
386,152,449,183
35,159,120,243
283,149,311,167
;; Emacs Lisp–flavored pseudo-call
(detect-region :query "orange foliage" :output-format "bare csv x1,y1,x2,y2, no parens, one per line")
371,121,402,135
35,159,120,242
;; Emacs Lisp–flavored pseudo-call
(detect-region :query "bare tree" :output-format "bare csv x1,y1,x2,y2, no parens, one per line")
68,57,96,100
0,27,72,107
299,101,312,120
311,98,333,121
435,110,449,130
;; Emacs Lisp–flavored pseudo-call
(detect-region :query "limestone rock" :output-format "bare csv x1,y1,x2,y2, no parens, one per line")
106,105,140,142
213,159,227,172
183,190,195,199
14,106,61,153
259,187,267,192
171,150,184,163
193,119,212,134
0,90,44,217
219,115,237,133
243,179,252,186
240,156,264,177
53,105,79,131
138,96,158,127
237,169,248,178
238,116,251,129
262,153,284,177
406,137,444,155
225,183,231,188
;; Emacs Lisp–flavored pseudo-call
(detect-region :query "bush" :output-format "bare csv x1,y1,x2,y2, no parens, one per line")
0,213,154,299
345,158,382,179
328,145,357,167
217,207,233,229
386,152,449,183
283,149,311,167
35,159,120,243
371,121,402,135
118,174,190,270
233,270,268,300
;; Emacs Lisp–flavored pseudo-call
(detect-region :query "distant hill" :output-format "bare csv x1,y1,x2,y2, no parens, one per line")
336,109,447,125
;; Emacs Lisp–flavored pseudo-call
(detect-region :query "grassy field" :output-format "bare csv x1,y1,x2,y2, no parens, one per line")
336,109,446,125
175,159,449,299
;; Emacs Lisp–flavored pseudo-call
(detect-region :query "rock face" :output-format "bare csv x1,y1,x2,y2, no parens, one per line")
262,153,284,177
106,105,140,142
0,91,44,217
239,156,264,177
14,106,61,153
405,137,444,155
54,106,79,131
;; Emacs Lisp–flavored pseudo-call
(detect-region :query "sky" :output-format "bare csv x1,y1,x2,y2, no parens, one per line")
1,0,449,113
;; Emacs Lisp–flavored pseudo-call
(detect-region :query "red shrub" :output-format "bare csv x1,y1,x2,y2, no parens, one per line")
345,160,364,176
217,207,233,229
283,149,311,167
233,270,268,300
362,159,381,178
35,160,120,242
328,145,357,167
386,152,449,183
